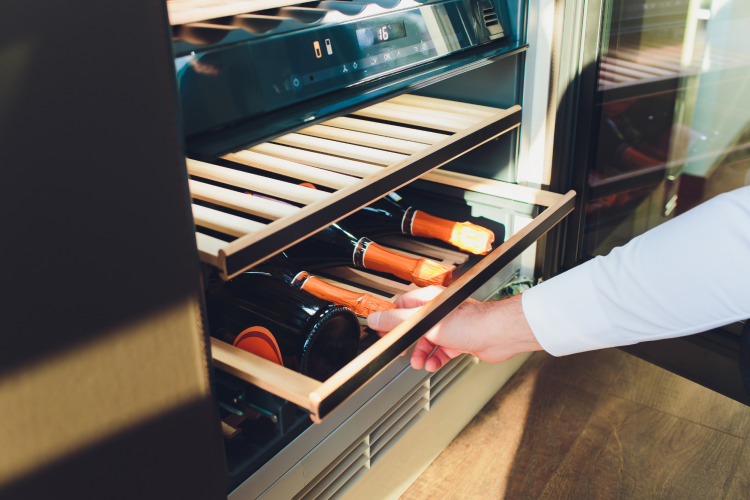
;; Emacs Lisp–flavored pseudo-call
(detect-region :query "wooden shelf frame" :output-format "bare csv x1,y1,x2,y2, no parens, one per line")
210,189,576,422
190,95,524,279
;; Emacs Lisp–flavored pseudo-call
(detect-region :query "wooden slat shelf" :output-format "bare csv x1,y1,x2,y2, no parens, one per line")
189,95,525,279
209,190,576,422
188,94,578,422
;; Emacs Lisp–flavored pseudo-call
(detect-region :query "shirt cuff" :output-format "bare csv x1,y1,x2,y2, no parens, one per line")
521,261,629,356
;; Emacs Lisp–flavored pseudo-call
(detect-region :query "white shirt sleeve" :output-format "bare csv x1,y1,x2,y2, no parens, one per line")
522,185,750,356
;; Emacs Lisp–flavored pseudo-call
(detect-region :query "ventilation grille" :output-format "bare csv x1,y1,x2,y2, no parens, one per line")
479,2,504,39
294,354,478,500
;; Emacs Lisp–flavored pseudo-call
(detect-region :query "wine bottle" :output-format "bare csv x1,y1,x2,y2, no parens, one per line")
206,273,361,382
297,183,493,255
349,193,495,255
284,220,452,287
256,253,396,317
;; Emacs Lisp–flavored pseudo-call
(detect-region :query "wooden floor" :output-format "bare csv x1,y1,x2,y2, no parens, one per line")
400,349,750,499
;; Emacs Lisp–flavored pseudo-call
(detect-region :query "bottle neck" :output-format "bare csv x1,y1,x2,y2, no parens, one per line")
409,210,494,255
300,275,395,317
361,241,452,287
401,206,417,235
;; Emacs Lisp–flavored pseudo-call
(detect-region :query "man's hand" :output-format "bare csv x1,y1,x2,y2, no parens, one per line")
367,286,543,372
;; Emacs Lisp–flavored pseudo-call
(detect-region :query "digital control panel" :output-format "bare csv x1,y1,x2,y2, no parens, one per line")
356,22,407,47
176,0,485,137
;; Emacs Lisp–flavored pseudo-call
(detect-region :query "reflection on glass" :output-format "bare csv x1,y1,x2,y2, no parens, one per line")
583,0,750,258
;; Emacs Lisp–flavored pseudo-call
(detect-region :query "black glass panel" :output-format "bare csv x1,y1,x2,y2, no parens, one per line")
582,0,750,259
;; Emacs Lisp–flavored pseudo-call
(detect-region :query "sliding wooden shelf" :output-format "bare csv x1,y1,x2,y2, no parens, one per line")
190,93,575,421
190,95,524,279
210,189,575,422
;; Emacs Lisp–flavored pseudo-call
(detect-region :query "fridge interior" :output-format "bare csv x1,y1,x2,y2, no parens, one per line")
191,46,558,491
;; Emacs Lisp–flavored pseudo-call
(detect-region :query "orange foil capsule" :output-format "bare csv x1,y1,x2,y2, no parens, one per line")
410,210,494,255
300,275,395,317
361,241,452,287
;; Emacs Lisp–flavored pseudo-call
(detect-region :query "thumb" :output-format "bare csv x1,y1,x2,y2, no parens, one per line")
367,307,421,333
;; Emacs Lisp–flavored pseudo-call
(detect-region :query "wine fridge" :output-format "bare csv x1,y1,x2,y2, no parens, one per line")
2,0,747,498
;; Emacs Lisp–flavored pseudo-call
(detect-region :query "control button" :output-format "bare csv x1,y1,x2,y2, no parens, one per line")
325,39,333,55
291,74,301,91
370,55,378,64
352,61,358,69
384,52,392,61
342,65,348,73
313,41,322,58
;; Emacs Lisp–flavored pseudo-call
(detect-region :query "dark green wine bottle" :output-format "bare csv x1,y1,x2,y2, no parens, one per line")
206,272,360,381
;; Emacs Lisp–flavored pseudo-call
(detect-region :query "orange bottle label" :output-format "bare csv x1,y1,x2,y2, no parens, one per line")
363,242,452,287
411,210,494,255
301,275,395,317
233,326,284,366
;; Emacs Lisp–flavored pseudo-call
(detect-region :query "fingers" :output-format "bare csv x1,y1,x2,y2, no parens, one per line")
367,306,421,332
425,347,454,372
368,286,446,332
393,285,445,309
410,337,435,369
410,340,460,372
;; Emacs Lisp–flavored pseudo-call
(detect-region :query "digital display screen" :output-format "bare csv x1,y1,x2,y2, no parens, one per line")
356,22,407,48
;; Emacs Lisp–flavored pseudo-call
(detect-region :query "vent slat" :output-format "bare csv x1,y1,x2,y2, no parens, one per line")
304,454,369,500
370,408,428,465
430,360,476,409
295,441,368,500
328,466,370,500
370,398,427,456
430,356,475,399
428,353,468,387
362,381,430,439
370,386,429,445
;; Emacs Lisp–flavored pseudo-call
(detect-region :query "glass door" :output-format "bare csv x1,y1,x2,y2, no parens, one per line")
566,0,750,263
550,0,750,403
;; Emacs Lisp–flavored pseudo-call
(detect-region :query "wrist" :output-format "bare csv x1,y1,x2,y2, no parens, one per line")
485,294,542,360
